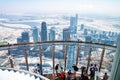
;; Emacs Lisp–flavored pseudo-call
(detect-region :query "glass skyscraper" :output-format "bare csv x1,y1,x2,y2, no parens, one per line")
32,27,39,42
41,22,47,41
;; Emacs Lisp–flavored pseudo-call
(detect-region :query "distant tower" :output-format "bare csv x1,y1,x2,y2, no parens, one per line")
17,37,23,50
84,36,91,55
63,28,70,40
75,14,78,26
32,27,39,42
21,31,30,50
22,31,29,42
49,27,55,41
41,22,47,41
69,14,78,34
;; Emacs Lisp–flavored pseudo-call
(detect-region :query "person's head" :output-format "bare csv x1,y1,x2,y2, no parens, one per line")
91,64,93,66
37,63,40,66
105,73,107,75
94,64,97,67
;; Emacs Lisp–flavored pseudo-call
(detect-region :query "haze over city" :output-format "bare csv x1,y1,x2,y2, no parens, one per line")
0,0,120,16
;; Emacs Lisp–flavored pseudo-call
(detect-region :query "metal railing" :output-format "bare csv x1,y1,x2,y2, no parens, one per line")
0,40,117,80
0,67,50,80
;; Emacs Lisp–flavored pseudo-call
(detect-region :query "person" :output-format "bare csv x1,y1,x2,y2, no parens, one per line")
103,73,108,80
72,64,78,79
33,65,37,73
82,67,89,80
94,64,98,80
36,63,42,75
90,64,95,80
68,70,72,75
60,71,66,80
55,64,59,76
94,64,98,71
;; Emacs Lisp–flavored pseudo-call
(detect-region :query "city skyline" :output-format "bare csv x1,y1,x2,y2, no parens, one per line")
0,0,120,16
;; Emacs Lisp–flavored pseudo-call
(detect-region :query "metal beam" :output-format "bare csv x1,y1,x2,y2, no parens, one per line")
9,57,14,68
64,45,67,71
87,47,92,72
52,45,55,80
39,46,43,75
99,48,105,72
76,43,80,66
24,48,29,71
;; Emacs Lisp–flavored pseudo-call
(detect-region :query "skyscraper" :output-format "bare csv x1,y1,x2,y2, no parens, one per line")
22,31,29,42
63,28,70,40
17,37,23,50
32,27,39,42
49,27,55,41
41,22,47,41
69,14,78,34
21,31,30,50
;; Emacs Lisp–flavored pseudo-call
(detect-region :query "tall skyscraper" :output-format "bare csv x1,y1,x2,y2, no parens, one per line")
21,31,30,50
17,37,23,50
22,31,29,43
49,27,55,41
17,31,30,51
69,14,78,34
84,36,91,55
75,14,78,26
41,22,47,41
63,28,70,40
32,27,39,42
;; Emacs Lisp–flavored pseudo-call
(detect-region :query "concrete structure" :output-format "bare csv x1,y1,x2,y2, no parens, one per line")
110,34,120,80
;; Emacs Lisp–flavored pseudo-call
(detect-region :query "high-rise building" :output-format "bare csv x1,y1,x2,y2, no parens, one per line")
69,14,78,34
17,37,23,50
49,27,55,41
41,22,47,41
66,45,76,71
32,27,39,42
22,31,29,43
75,14,78,26
84,36,91,55
21,31,30,50
63,28,70,40
69,17,77,34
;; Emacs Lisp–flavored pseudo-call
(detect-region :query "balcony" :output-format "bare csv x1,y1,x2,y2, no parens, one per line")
0,40,117,80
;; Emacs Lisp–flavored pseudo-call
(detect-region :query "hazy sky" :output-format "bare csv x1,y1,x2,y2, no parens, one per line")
0,0,120,16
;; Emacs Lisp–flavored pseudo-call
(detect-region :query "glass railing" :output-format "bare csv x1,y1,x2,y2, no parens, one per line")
0,67,50,80
0,40,117,80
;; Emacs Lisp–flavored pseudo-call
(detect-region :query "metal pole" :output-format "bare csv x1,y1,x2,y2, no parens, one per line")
39,46,43,75
99,48,105,72
9,57,14,68
24,48,29,71
52,45,55,80
64,45,67,71
87,47,92,72
76,43,80,66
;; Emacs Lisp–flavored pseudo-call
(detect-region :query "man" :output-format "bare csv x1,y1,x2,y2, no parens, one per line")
90,64,95,80
55,64,59,76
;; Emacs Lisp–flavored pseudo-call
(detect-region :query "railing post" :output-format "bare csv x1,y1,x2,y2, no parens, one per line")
9,57,14,68
52,45,55,80
64,45,67,71
24,48,29,71
39,45,43,75
99,48,105,72
76,42,80,66
87,47,92,73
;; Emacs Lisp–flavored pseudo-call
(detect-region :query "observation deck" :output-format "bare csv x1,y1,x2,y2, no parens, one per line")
0,40,117,80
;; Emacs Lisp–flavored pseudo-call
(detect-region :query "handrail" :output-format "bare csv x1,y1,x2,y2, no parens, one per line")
0,40,117,48
0,67,50,80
